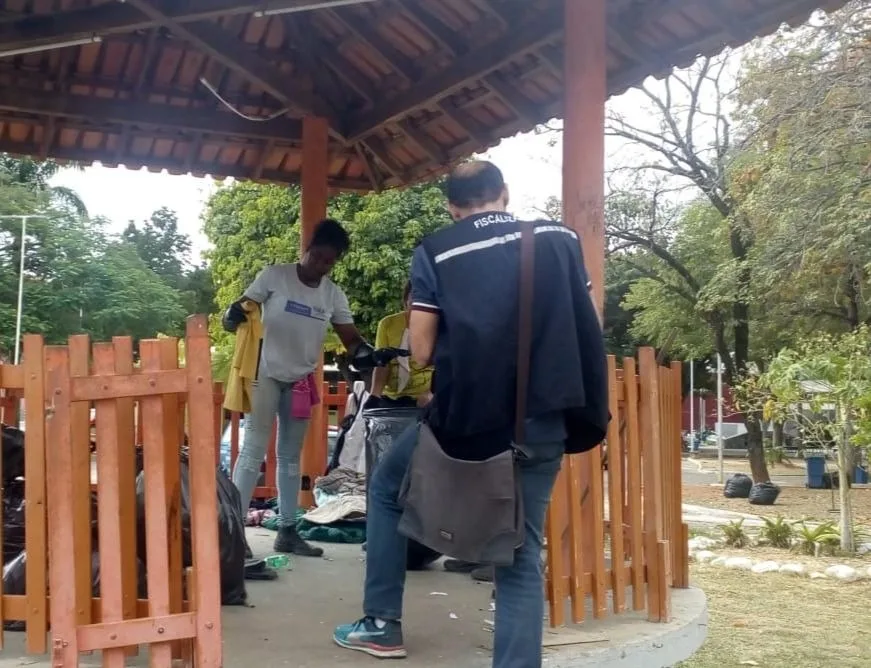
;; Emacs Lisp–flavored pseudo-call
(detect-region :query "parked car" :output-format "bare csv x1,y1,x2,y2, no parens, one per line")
219,418,339,479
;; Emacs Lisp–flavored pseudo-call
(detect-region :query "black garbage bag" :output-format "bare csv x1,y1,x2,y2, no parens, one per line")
723,473,753,499
135,450,247,606
3,551,148,631
406,540,442,571
3,479,26,563
822,471,851,489
2,425,25,486
748,481,781,505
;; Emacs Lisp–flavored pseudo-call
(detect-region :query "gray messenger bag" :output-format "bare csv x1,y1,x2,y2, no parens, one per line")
397,223,535,567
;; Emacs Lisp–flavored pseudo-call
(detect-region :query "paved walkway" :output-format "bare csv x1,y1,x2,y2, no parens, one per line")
0,530,707,667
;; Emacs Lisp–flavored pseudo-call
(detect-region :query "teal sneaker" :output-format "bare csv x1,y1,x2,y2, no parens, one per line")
333,617,407,659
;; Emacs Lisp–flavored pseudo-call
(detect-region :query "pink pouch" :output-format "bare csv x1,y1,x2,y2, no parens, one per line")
291,374,321,419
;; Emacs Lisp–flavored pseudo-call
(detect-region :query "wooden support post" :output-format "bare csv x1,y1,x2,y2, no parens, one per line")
561,0,607,614
299,115,330,509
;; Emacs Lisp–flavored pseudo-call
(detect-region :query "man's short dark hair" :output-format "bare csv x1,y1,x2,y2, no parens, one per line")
445,161,506,208
310,218,350,255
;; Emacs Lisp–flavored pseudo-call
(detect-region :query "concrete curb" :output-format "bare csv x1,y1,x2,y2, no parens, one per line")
470,588,708,668
541,588,708,668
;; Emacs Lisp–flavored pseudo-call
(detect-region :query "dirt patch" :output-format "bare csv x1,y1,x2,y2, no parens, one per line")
683,484,871,527
678,565,871,667
690,457,806,476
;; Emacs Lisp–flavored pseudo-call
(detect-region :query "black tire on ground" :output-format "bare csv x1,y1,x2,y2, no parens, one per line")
406,540,442,571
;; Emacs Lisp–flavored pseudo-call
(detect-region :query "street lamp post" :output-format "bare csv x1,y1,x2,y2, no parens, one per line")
0,215,45,364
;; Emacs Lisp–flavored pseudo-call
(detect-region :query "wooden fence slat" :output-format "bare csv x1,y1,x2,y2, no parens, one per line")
156,338,187,658
566,455,586,623
670,362,689,589
112,337,140,635
68,335,93,628
71,369,188,401
544,470,569,626
92,343,128,668
183,315,223,667
622,358,645,612
587,445,607,619
45,345,80,666
23,335,47,653
139,343,175,668
639,348,666,622
606,357,626,613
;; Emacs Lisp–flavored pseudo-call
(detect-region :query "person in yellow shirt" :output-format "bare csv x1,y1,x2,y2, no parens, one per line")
369,282,433,408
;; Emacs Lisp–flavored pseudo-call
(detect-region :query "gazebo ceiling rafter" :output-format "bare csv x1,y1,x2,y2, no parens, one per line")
0,0,848,189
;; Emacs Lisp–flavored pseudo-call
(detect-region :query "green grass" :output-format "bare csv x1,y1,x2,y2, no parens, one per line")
679,565,871,667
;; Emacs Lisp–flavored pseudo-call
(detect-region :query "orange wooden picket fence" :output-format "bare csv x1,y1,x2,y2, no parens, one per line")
544,349,688,626
0,333,686,667
0,316,222,667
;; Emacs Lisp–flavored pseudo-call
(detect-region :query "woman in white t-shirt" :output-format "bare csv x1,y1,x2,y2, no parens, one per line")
223,219,371,558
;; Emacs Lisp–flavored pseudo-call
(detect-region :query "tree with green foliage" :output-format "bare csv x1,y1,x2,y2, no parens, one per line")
756,327,871,552
122,206,215,333
734,3,871,336
0,154,87,217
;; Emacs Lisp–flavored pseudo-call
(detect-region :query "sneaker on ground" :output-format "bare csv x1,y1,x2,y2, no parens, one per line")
333,617,406,659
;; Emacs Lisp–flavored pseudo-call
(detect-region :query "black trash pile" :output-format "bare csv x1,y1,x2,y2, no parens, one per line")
135,450,248,606
1,426,249,631
748,481,781,506
723,473,753,499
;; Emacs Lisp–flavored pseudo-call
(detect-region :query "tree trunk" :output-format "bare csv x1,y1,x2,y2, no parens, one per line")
838,405,855,552
772,421,784,449
744,414,770,482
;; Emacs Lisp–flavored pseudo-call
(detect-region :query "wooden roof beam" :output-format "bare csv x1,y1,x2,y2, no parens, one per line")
0,0,343,49
0,139,373,190
344,9,562,143
0,87,304,141
123,0,343,136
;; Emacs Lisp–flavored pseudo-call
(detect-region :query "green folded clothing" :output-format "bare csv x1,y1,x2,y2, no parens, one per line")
296,519,366,544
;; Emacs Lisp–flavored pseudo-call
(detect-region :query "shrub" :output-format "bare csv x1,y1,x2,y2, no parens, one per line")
760,515,794,548
722,519,749,548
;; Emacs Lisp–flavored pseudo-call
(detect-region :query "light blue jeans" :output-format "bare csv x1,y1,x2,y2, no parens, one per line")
232,376,310,527
363,423,563,668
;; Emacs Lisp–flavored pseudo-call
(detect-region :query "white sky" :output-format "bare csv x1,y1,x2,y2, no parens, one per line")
47,78,719,261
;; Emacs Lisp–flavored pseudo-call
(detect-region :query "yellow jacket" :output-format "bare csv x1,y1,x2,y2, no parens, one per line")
223,300,263,414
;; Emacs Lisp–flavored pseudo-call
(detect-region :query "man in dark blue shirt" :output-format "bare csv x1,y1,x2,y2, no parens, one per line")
333,161,607,667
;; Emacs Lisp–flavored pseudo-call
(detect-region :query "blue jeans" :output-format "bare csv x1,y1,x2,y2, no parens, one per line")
364,424,564,668
232,376,310,527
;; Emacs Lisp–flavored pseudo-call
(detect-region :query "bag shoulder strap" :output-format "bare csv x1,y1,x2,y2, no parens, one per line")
514,223,535,446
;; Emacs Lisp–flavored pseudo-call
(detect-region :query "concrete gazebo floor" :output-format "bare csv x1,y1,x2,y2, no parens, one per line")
0,529,707,667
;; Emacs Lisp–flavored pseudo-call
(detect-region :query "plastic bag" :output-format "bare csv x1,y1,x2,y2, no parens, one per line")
748,481,781,505
406,540,442,571
3,551,148,631
363,407,420,477
136,450,248,606
723,473,753,499
2,425,25,486
3,479,25,563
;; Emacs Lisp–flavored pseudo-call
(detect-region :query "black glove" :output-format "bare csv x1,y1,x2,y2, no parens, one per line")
222,301,247,333
363,395,383,411
373,347,410,367
350,344,409,371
